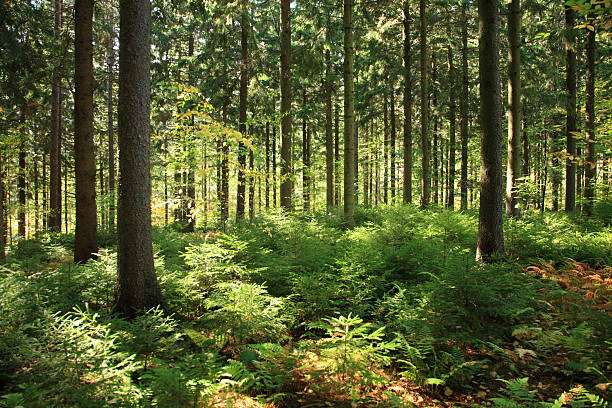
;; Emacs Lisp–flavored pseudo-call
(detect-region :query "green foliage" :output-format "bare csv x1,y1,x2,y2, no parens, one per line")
201,282,290,345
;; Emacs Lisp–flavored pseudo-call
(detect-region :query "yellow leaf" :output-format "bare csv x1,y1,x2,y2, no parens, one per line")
444,387,453,396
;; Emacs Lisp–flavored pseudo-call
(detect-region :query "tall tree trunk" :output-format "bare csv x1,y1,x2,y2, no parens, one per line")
432,56,438,205
272,124,277,207
74,0,98,262
419,0,430,209
0,153,5,262
505,0,521,217
583,23,596,216
221,98,230,224
280,0,293,210
236,1,249,220
249,134,255,219
343,0,356,219
564,6,577,212
325,33,334,209
476,0,505,262
302,89,310,211
460,1,469,211
383,91,389,204
390,84,397,203
107,26,116,228
522,116,529,181
186,36,196,231
49,0,63,232
447,43,456,210
403,1,413,204
265,121,270,209
334,102,341,206
114,0,163,317
18,130,26,238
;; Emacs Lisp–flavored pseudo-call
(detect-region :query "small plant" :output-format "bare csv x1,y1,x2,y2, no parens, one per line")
201,282,290,345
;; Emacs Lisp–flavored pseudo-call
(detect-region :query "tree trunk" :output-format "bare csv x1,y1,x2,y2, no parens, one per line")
18,133,26,238
302,89,310,211
343,0,356,219
249,135,255,219
49,0,63,232
236,2,249,220
583,22,596,216
476,0,505,262
325,34,334,209
447,43,456,210
390,84,397,203
280,0,293,211
432,56,438,205
334,102,341,206
272,124,277,207
114,0,164,317
460,1,469,211
419,0,430,209
383,91,389,204
403,1,413,204
505,0,521,217
564,6,577,212
221,98,230,224
265,121,270,209
107,26,116,228
0,153,5,262
74,0,98,262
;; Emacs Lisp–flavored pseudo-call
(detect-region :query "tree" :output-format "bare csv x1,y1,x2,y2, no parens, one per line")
236,0,249,220
74,0,98,263
583,20,596,216
403,0,413,204
564,6,577,212
505,0,521,217
447,40,456,210
325,24,334,210
343,0,356,219
49,0,62,232
114,0,164,317
476,0,505,262
280,0,293,211
419,0,430,209
460,0,469,211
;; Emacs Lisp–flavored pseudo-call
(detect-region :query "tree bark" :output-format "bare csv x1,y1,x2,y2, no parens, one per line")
280,0,293,211
390,84,397,203
236,2,249,220
107,25,116,228
403,1,413,204
419,0,430,209
460,1,469,211
325,32,334,210
343,0,356,219
334,102,341,206
583,22,596,216
564,6,577,212
0,153,5,262
476,0,505,262
265,121,270,209
447,43,456,210
18,131,26,238
49,0,63,232
302,89,310,211
114,0,164,317
74,0,98,262
383,91,389,204
505,0,521,217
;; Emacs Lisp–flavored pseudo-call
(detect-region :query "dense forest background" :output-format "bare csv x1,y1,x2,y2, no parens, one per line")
0,0,610,407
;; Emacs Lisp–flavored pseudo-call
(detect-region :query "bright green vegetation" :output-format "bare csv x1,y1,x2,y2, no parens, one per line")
1,207,610,407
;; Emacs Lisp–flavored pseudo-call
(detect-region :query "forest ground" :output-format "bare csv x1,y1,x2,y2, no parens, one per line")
0,205,610,408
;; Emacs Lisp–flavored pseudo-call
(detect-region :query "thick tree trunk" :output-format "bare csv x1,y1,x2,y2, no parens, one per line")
403,1,413,204
447,44,456,210
280,0,293,211
476,0,505,262
49,0,63,232
114,0,164,317
460,1,469,211
505,0,521,217
564,6,577,212
236,3,249,220
583,23,596,216
419,0,430,209
343,0,356,219
74,0,98,262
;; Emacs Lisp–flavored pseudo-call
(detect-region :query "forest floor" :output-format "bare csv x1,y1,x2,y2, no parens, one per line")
0,205,610,407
